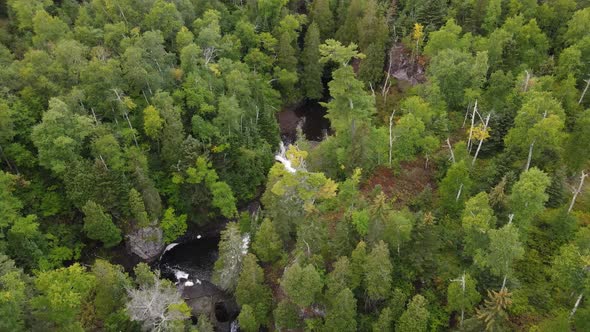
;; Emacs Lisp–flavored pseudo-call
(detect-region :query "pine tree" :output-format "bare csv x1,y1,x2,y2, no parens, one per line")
365,241,393,301
309,0,334,40
281,262,323,307
236,254,272,325
324,288,357,332
396,295,430,332
129,188,150,227
302,22,324,100
81,200,122,248
252,219,283,263
238,304,259,332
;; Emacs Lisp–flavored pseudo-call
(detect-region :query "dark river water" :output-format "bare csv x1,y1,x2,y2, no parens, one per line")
159,234,220,283
278,101,330,143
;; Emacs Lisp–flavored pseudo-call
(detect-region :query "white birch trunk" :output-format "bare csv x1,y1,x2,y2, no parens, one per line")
472,113,491,166
525,140,535,171
446,138,456,164
579,78,590,104
570,293,583,318
389,110,396,166
467,100,478,153
456,183,464,202
568,171,588,213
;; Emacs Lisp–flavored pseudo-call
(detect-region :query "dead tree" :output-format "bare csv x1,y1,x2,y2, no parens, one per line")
471,113,491,166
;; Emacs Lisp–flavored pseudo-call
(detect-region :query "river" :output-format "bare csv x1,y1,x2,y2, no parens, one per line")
157,101,328,330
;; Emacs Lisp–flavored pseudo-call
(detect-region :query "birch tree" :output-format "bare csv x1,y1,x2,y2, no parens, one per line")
550,243,590,318
509,167,550,232
504,92,566,170
447,273,481,327
478,223,525,289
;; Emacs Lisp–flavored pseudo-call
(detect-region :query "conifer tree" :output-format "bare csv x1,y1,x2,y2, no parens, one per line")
302,22,324,100
365,241,393,301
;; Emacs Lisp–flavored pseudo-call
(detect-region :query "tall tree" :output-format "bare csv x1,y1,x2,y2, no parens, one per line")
252,218,283,263
509,167,550,232
309,0,334,40
365,241,393,301
447,273,481,327
324,288,357,332
396,295,430,332
213,222,245,292
281,262,323,308
301,22,324,100
236,254,272,325
81,200,122,248
31,264,96,331
504,93,566,170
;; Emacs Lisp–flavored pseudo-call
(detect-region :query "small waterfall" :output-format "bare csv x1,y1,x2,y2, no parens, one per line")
275,142,297,173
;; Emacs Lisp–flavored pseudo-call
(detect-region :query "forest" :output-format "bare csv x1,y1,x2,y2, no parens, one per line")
0,0,589,331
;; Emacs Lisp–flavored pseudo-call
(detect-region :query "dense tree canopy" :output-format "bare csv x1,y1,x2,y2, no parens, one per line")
0,0,588,331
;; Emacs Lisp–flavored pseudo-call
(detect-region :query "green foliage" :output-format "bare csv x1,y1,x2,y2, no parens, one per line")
236,254,272,325
252,219,283,263
302,22,324,100
397,295,430,332
238,304,259,332
213,223,244,292
281,262,323,307
160,208,188,244
324,288,357,332
365,241,393,301
439,160,472,216
31,264,96,331
509,168,551,232
82,201,122,248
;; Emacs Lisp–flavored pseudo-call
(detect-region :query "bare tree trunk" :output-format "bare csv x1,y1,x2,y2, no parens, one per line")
451,273,466,326
456,183,464,202
446,138,455,164
579,78,590,105
467,100,478,153
124,112,140,147
472,113,491,166
570,293,583,318
568,171,588,213
462,100,473,128
501,275,507,290
389,109,396,166
523,70,531,92
525,140,535,171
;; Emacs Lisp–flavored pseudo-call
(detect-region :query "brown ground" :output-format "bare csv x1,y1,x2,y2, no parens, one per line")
362,158,437,209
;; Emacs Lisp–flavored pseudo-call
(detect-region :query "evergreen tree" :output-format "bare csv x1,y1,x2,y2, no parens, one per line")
397,295,430,332
281,262,323,307
236,254,272,325
82,200,122,248
252,218,283,263
238,304,259,332
309,0,335,40
213,223,245,292
302,22,324,100
324,288,357,332
365,241,393,301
